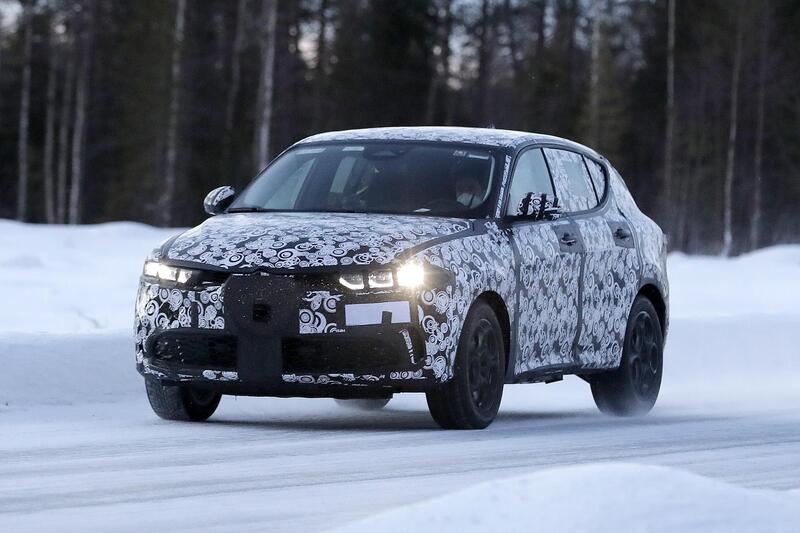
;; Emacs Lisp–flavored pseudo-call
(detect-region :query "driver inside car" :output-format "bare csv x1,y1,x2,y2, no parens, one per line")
455,176,482,208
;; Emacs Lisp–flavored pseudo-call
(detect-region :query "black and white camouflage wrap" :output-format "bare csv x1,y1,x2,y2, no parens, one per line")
416,222,517,381
134,127,668,389
513,221,582,373
298,290,344,334
165,212,469,270
134,281,225,365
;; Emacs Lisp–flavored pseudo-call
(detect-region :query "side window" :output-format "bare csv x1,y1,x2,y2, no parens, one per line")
543,148,598,212
609,165,639,215
585,158,607,201
505,148,555,216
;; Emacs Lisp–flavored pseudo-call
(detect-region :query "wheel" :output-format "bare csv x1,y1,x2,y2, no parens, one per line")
144,376,222,421
591,295,663,416
334,397,392,410
426,300,505,429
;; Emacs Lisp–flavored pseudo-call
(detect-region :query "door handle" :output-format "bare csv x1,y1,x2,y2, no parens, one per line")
614,228,631,240
560,233,577,246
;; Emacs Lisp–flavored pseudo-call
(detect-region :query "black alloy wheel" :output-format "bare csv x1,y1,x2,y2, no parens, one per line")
590,295,664,416
426,300,505,429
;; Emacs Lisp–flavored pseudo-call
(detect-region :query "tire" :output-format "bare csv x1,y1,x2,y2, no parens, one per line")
426,300,505,429
334,397,392,410
144,376,222,421
591,295,664,416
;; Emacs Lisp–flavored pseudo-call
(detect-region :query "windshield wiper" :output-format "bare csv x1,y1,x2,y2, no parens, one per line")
227,206,273,213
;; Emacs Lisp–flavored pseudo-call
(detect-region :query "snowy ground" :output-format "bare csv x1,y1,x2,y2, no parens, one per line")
1,220,799,532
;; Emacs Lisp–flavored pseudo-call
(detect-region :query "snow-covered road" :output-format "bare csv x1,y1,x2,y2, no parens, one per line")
1,221,799,532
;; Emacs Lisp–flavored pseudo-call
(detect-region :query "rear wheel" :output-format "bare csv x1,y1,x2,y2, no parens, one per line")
590,295,663,416
334,397,392,410
426,300,505,429
144,376,222,421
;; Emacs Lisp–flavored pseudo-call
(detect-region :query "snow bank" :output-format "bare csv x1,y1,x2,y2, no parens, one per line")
668,246,800,320
0,220,179,334
332,463,800,533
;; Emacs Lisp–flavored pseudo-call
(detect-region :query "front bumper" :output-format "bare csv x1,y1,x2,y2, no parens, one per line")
134,270,450,396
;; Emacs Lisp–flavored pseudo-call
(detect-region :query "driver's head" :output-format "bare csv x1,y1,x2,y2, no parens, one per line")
455,176,482,208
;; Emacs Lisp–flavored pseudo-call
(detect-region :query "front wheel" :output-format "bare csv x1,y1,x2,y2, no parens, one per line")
144,376,222,421
426,300,505,429
590,295,664,416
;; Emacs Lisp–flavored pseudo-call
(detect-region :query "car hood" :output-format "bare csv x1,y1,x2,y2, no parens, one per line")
163,212,472,271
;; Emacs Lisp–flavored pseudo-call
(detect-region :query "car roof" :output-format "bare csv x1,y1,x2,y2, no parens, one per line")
294,126,601,158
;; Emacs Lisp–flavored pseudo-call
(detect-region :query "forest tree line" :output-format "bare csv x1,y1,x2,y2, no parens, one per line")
0,0,798,255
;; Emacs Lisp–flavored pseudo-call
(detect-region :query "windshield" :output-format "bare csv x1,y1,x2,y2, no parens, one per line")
229,142,499,217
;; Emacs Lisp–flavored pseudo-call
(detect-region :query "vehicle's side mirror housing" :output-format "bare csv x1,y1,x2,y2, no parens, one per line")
203,186,236,216
541,197,563,220
515,192,561,221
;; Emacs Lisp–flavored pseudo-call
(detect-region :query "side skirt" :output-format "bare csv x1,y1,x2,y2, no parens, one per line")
510,363,612,385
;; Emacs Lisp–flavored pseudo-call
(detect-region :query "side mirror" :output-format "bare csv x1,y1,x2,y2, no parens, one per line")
542,197,563,220
516,192,561,220
203,186,236,216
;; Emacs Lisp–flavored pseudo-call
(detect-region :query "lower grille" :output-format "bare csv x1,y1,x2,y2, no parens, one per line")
150,332,237,370
282,337,404,374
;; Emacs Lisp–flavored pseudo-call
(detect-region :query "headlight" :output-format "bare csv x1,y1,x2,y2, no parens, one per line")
338,263,426,291
143,261,160,278
143,261,197,286
396,263,425,288
339,272,365,290
368,271,394,288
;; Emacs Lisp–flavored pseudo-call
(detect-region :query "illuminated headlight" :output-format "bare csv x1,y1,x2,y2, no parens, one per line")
143,261,160,278
368,271,394,288
339,272,365,290
143,261,197,286
396,263,425,288
338,264,426,291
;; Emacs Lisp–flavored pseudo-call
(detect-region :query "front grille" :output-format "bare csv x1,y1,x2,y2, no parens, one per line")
282,337,404,374
150,332,237,370
252,302,271,323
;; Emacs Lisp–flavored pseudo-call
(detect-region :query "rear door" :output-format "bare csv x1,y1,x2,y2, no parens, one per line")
572,157,639,368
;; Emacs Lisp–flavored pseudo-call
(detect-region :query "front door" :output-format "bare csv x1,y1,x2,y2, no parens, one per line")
506,147,584,375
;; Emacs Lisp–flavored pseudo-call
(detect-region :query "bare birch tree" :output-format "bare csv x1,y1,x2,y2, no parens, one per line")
253,0,277,170
664,0,676,235
222,0,247,172
16,1,34,222
43,20,58,224
160,0,187,226
57,27,76,224
68,3,92,225
721,4,744,256
751,0,770,250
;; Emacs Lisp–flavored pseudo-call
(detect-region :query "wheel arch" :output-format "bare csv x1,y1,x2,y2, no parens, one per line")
474,291,512,377
637,283,667,336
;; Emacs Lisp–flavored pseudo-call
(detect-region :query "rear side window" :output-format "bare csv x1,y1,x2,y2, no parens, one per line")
585,158,607,201
505,148,555,215
543,148,598,212
609,165,639,215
